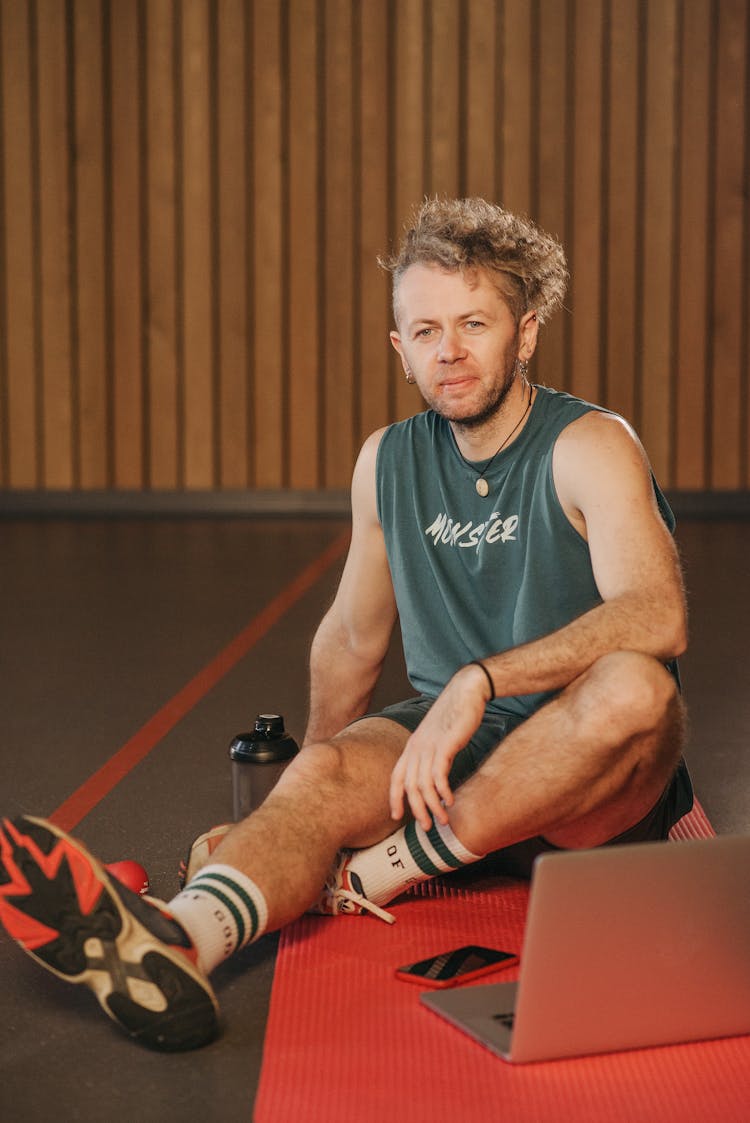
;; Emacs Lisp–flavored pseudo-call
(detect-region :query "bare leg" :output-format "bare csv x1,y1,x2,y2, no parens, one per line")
205,651,683,929
208,717,410,930
449,651,685,855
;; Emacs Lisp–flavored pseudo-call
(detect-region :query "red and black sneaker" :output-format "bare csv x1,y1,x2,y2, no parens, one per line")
0,815,219,1052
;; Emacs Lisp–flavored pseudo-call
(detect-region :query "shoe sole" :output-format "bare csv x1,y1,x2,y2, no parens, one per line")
178,824,232,890
0,815,220,1052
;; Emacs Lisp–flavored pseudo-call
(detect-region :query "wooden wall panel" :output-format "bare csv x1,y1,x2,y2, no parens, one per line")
465,0,498,201
358,0,391,443
251,0,283,488
711,0,747,488
570,0,604,406
501,0,533,214
535,0,569,394
287,0,319,488
428,0,461,197
146,0,179,489
181,0,213,488
392,0,425,425
606,0,640,426
37,0,73,488
109,0,144,488
1,0,37,487
74,0,108,489
323,0,355,485
0,0,748,497
675,0,711,488
640,0,678,482
216,0,249,489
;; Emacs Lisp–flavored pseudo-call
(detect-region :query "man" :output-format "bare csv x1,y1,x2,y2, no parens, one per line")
0,198,692,1052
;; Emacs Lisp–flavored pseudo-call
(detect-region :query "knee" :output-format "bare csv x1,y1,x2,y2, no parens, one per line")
578,651,681,737
280,739,346,790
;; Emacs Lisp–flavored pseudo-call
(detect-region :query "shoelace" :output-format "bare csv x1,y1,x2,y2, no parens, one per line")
327,884,396,925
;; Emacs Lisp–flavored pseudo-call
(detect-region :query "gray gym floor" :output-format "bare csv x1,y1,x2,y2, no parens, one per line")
0,513,748,1121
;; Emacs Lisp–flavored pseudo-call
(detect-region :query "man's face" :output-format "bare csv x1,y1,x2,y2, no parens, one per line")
390,264,535,428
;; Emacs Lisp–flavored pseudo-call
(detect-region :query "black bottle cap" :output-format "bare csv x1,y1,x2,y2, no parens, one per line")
229,714,299,763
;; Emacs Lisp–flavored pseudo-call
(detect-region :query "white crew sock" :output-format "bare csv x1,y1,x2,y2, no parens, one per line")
345,819,485,907
168,863,269,975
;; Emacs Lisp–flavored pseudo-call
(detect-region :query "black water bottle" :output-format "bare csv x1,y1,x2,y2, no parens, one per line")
229,714,299,820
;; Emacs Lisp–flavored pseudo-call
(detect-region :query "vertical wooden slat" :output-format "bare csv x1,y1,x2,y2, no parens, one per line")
358,0,390,443
1,0,38,486
745,11,750,489
710,0,746,488
639,0,678,483
145,0,178,488
501,0,533,214
428,0,460,197
287,0,319,487
392,0,425,423
534,0,569,392
37,0,73,488
0,5,5,486
604,0,640,424
217,0,248,488
73,0,107,489
252,0,283,487
145,0,178,489
110,0,143,488
675,1,710,488
570,0,603,405
181,0,213,488
323,0,354,485
465,0,498,201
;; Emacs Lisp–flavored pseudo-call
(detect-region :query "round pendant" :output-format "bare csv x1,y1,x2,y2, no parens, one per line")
475,477,489,497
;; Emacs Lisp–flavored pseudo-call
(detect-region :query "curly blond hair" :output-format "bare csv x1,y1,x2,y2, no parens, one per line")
379,197,568,325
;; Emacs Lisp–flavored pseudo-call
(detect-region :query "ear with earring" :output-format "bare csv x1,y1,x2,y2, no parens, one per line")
516,312,537,383
405,367,416,384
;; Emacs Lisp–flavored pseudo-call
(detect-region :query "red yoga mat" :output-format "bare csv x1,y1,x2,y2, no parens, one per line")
255,804,750,1123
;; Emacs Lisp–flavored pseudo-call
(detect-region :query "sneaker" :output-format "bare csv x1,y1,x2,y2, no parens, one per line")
178,824,232,890
0,815,220,1052
308,850,395,924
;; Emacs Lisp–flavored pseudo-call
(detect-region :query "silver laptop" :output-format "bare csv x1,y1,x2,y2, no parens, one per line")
422,835,750,1063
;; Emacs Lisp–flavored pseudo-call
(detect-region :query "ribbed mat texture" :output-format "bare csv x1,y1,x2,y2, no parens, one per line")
255,804,750,1122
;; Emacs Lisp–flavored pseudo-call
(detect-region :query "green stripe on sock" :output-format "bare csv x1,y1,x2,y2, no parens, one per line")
188,876,246,946
404,820,443,877
190,871,259,942
425,821,464,869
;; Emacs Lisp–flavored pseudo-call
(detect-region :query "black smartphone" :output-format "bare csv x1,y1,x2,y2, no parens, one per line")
395,945,519,988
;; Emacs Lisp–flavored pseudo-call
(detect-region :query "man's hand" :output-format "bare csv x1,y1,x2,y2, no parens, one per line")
389,664,491,830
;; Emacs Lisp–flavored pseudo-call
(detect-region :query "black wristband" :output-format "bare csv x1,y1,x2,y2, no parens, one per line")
468,659,495,701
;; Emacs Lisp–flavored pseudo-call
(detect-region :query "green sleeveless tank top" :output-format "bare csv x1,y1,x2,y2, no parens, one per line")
375,385,676,719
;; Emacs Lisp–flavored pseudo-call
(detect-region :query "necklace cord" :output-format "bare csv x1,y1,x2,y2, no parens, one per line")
455,382,533,487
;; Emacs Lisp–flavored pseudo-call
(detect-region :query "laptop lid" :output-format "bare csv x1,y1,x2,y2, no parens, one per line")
422,835,750,1063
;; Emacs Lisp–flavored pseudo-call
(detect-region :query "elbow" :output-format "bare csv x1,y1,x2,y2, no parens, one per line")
668,626,688,661
662,605,688,661
675,622,688,659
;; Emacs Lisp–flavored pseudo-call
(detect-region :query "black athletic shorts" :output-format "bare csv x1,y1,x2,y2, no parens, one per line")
371,693,695,880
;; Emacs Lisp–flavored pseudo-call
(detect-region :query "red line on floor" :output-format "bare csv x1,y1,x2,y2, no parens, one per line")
49,529,351,833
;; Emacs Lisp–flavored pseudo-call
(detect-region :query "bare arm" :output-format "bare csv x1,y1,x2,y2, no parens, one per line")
304,429,398,745
481,411,686,696
390,410,687,826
